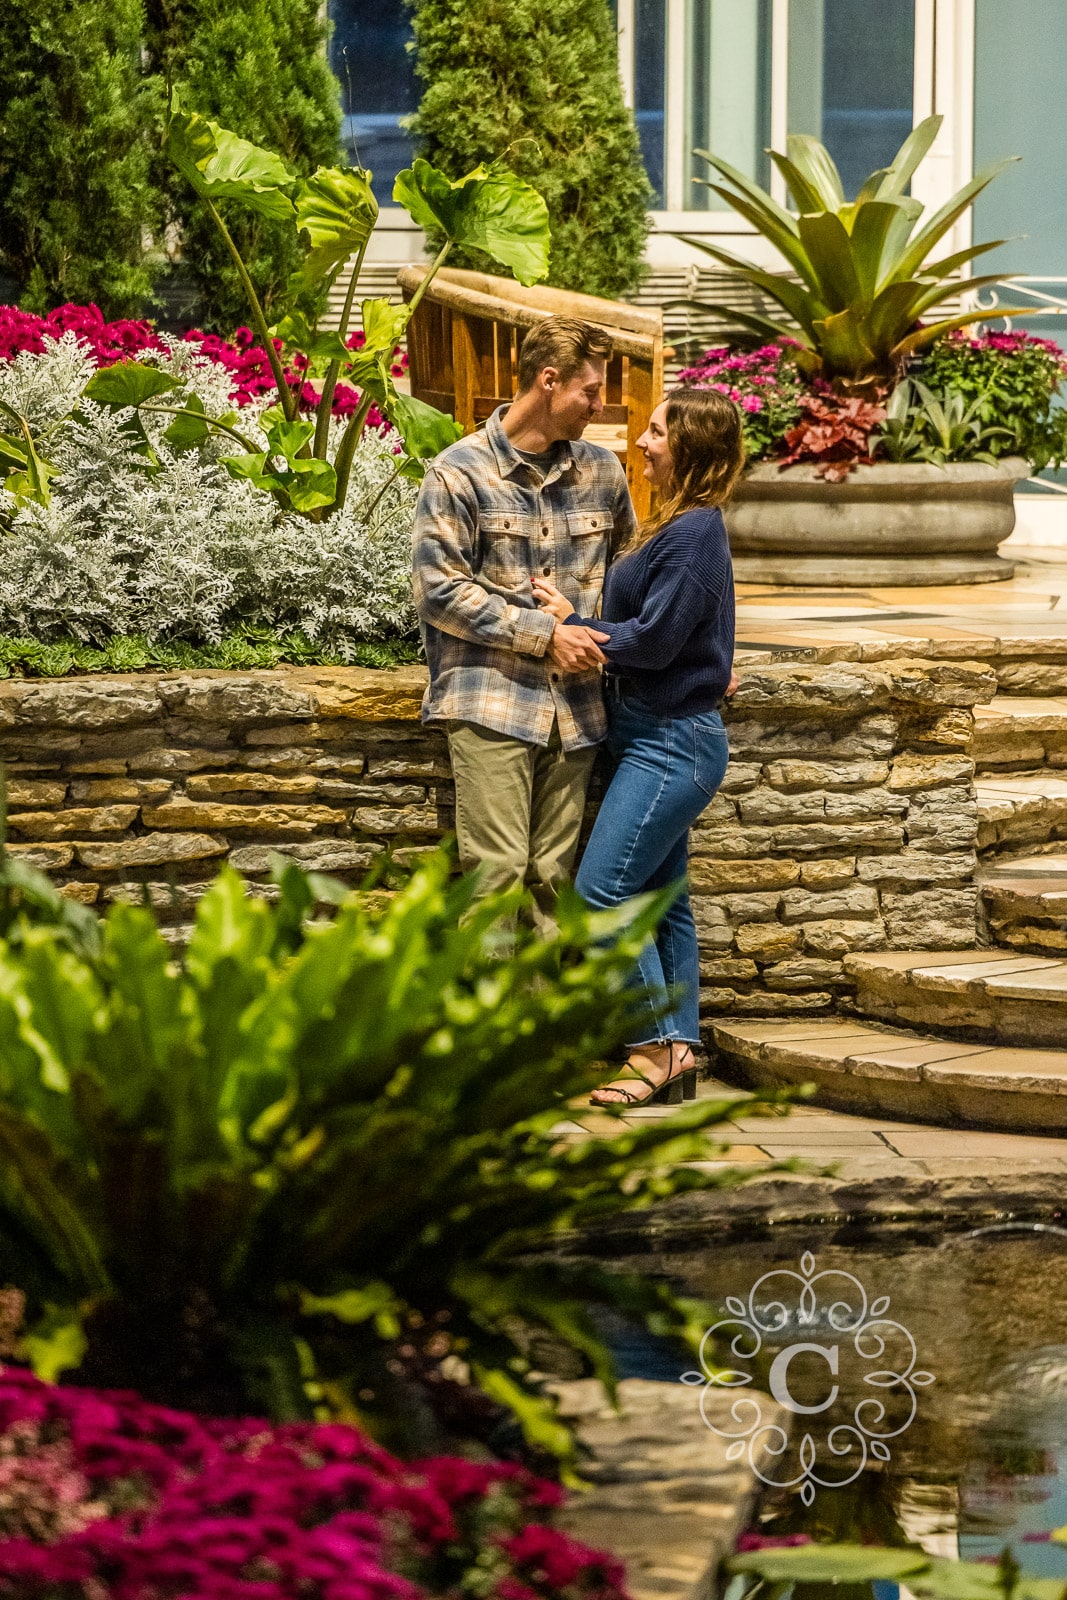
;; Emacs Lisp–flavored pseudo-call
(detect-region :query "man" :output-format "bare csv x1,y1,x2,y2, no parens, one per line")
412,315,636,929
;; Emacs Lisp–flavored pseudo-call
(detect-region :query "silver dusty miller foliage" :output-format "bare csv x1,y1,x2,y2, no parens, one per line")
0,336,420,655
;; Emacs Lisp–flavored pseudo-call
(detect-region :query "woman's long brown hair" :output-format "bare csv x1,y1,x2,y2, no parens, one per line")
625,386,746,554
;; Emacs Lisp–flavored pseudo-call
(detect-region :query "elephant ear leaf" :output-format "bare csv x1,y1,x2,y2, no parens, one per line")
290,166,380,295
385,391,464,480
361,297,411,354
165,91,295,222
83,362,182,407
393,159,550,285
343,299,413,400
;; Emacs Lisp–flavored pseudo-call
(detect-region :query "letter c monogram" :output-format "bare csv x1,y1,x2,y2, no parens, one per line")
768,1342,840,1414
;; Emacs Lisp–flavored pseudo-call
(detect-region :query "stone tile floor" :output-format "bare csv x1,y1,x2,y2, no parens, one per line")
734,546,1067,658
553,1073,1067,1172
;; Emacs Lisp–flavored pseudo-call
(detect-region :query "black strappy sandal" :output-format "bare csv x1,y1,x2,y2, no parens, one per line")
674,1042,698,1100
590,1043,692,1108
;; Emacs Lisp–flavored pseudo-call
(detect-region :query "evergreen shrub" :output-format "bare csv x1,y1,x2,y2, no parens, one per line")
0,0,159,317
407,0,651,298
146,0,344,330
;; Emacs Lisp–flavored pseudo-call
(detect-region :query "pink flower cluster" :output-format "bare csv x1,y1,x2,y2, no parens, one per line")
734,1532,812,1552
0,1370,628,1600
0,304,406,427
676,341,802,416
949,327,1067,371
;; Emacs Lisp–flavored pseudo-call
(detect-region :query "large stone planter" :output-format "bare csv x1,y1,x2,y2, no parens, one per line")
728,456,1030,586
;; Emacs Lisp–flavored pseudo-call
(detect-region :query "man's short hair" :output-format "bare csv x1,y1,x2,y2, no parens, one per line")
517,316,612,392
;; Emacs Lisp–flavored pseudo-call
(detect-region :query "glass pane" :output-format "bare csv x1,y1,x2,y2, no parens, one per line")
686,0,772,210
329,0,419,206
634,0,667,207
788,0,915,201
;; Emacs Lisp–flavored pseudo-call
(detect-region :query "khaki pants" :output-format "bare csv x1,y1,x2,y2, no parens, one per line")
446,720,597,939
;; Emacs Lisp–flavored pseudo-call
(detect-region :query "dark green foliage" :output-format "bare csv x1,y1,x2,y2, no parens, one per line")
407,0,651,298
0,0,159,316
0,845,793,1469
146,0,343,330
916,333,1067,470
0,632,423,681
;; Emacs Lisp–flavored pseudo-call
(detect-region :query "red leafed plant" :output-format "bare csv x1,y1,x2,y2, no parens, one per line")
0,1366,630,1600
778,393,888,482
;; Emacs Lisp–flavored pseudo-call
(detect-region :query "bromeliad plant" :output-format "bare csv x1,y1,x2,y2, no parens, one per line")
877,376,1016,465
0,96,551,518
0,844,791,1479
683,114,1033,392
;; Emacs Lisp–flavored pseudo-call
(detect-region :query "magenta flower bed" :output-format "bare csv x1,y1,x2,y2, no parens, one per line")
675,342,808,460
0,1370,627,1600
0,304,406,425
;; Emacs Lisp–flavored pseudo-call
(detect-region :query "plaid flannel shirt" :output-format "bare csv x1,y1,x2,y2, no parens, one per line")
412,405,637,751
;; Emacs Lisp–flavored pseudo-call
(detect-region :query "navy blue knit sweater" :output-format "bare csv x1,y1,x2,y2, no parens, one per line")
565,505,734,718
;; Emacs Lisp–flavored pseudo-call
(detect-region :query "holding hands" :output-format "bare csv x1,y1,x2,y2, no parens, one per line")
533,576,610,673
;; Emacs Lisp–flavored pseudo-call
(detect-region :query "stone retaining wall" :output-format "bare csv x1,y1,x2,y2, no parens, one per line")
0,657,995,1022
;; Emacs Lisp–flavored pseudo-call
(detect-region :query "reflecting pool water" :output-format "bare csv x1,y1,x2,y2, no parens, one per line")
607,1223,1067,1597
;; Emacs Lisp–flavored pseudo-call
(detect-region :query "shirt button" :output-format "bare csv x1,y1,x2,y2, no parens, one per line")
503,519,511,529
542,565,551,575
551,673,560,683
542,526,549,536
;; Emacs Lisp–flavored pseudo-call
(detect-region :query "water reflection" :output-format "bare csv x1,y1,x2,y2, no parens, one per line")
606,1224,1067,1594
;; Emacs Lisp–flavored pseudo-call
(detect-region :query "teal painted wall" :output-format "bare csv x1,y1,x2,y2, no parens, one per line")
973,0,1067,284
974,0,1067,473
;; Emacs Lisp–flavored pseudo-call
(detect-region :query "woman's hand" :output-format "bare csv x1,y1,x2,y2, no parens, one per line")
725,669,740,697
531,576,575,623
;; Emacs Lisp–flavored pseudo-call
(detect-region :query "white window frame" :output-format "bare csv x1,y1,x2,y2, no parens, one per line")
640,0,976,268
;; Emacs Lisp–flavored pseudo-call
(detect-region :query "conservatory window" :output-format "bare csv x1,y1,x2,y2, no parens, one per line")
619,0,936,218
787,0,916,198
328,0,419,206
634,0,669,207
685,0,773,210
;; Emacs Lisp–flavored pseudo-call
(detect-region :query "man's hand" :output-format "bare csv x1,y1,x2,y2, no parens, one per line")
547,620,609,673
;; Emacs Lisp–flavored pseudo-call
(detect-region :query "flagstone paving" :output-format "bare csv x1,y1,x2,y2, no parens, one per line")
554,1071,1067,1173
733,548,1067,663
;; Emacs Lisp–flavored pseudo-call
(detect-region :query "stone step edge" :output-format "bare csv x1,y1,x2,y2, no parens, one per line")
843,948,1067,1004
709,1017,1067,1133
978,870,1067,957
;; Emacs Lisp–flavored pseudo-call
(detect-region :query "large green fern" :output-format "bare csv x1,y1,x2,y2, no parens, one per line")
0,843,793,1474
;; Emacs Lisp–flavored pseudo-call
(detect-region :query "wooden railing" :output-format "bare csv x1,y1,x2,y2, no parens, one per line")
396,265,664,519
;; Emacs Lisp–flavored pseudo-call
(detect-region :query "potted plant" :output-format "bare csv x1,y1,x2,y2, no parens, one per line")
677,116,1064,585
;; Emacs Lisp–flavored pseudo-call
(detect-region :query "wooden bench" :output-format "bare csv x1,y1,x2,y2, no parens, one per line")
396,265,664,519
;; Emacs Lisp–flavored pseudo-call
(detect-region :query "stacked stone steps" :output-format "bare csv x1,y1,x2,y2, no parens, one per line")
976,773,1067,851
844,949,1067,1046
699,687,1067,1131
979,854,1067,955
972,695,1067,771
709,1016,1067,1133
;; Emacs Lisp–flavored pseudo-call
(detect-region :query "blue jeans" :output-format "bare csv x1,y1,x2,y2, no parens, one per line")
575,693,730,1047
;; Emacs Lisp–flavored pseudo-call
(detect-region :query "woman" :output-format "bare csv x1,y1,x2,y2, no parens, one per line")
533,386,743,1107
